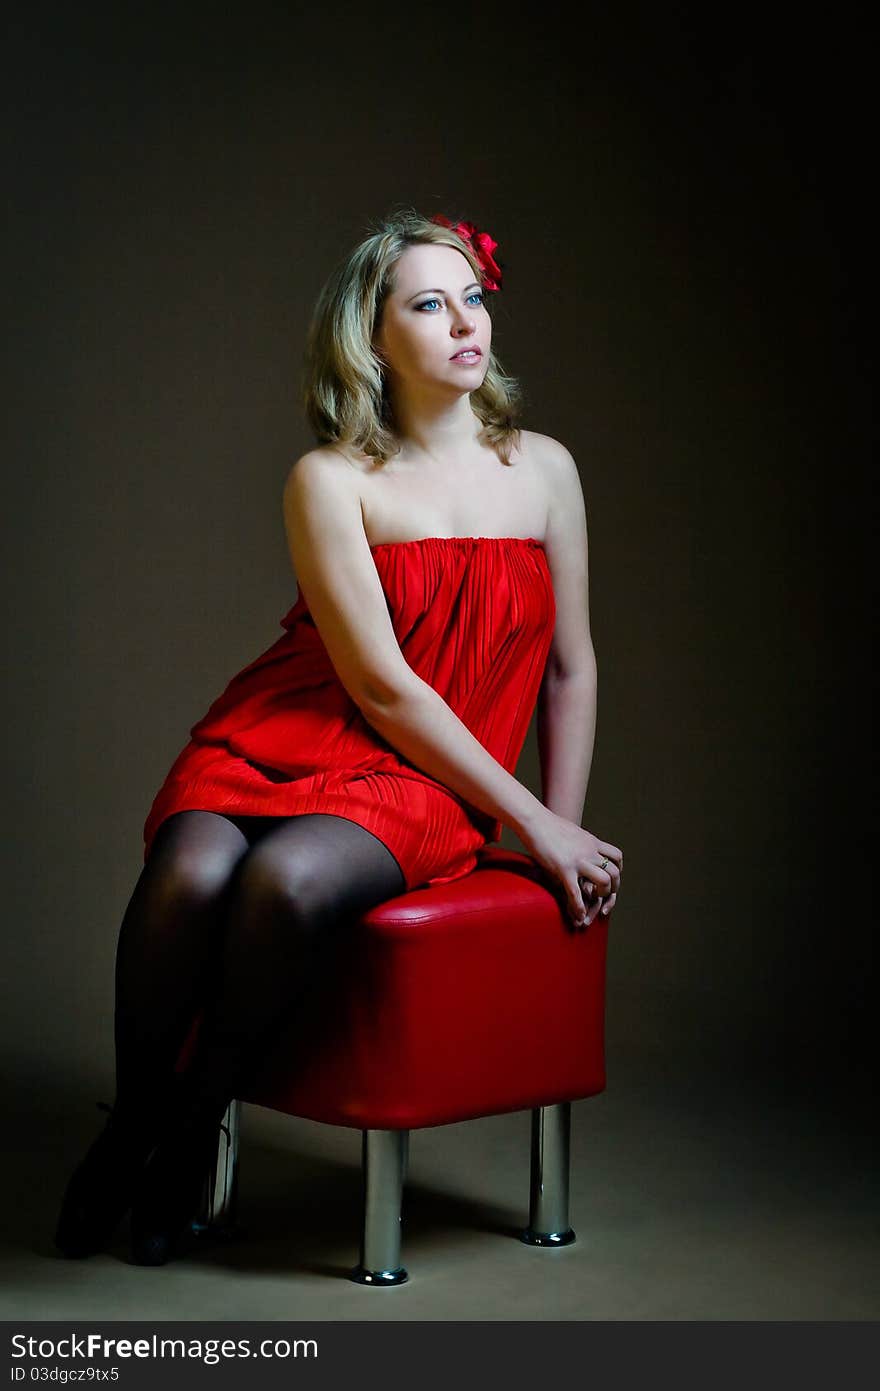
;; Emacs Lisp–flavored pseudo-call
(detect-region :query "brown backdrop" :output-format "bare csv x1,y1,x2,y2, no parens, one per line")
4,9,869,1115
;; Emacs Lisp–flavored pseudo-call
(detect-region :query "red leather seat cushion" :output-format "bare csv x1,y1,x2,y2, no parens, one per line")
178,848,608,1130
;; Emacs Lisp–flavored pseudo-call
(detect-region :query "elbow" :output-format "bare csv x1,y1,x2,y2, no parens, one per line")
543,631,598,686
545,651,597,685
356,667,420,720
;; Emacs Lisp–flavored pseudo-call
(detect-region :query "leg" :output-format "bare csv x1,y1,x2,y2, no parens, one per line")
130,813,406,1265
54,810,256,1258
113,810,258,1116
520,1102,576,1247
192,1096,242,1235
350,1129,410,1286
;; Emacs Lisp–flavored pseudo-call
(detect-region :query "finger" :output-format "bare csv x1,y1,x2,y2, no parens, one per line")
567,877,588,926
600,892,617,918
594,849,621,885
576,878,600,926
575,890,606,930
583,863,614,896
584,897,603,926
597,843,623,870
596,859,621,893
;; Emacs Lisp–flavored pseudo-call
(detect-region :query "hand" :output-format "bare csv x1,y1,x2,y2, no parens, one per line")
519,808,623,930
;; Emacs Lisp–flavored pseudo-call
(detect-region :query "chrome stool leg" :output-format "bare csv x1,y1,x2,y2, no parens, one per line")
520,1101,576,1247
350,1128,409,1285
192,1098,242,1237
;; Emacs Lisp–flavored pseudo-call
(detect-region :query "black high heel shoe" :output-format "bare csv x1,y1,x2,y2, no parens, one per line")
129,1094,227,1266
54,1099,163,1259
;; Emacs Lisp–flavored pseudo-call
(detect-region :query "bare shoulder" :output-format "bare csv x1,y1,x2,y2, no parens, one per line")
509,428,578,484
283,443,370,492
281,446,370,564
526,434,593,678
283,446,370,525
524,431,588,571
279,446,417,712
516,429,578,476
512,430,583,525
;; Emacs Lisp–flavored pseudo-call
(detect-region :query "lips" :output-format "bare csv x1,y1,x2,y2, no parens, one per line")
450,347,482,360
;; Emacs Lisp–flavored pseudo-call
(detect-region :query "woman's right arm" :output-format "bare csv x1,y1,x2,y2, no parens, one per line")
282,450,619,925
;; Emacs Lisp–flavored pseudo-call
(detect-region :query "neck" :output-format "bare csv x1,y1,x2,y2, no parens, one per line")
385,388,484,465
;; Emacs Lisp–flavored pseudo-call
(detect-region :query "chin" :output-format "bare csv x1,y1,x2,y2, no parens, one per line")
446,362,488,383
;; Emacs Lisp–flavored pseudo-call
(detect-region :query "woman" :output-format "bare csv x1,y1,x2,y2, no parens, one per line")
54,207,623,1267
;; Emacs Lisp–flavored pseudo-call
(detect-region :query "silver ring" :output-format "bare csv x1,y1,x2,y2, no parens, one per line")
599,857,609,872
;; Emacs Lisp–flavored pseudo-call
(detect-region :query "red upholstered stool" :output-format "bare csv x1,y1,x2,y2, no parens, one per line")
181,846,608,1285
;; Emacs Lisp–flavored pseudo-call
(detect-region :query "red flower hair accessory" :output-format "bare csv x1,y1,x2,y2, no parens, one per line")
430,213,503,291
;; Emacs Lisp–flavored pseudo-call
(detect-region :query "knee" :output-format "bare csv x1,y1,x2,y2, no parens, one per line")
146,838,244,913
231,845,333,935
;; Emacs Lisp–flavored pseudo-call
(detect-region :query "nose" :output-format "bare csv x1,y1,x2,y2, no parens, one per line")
451,307,476,336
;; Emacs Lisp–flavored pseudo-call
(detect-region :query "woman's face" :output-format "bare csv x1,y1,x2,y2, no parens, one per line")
374,243,491,395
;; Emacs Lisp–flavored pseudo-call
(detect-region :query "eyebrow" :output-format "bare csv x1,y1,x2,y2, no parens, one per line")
406,282,482,303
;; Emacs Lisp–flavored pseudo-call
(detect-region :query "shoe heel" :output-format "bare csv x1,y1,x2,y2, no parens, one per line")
129,1114,222,1267
53,1096,172,1259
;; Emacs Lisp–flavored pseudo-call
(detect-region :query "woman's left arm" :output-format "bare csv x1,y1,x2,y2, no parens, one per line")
536,438,598,826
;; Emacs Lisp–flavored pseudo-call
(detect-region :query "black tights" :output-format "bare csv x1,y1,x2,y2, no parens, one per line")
112,809,407,1127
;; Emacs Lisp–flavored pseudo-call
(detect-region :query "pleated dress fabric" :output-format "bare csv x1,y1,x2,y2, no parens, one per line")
142,536,556,891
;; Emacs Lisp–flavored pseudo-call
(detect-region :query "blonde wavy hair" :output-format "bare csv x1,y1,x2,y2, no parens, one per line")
301,207,523,466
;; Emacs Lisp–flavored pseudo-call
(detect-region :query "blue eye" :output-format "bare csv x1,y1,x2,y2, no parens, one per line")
415,291,484,312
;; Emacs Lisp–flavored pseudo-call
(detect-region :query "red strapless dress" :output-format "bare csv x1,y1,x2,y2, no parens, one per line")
142,535,556,891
